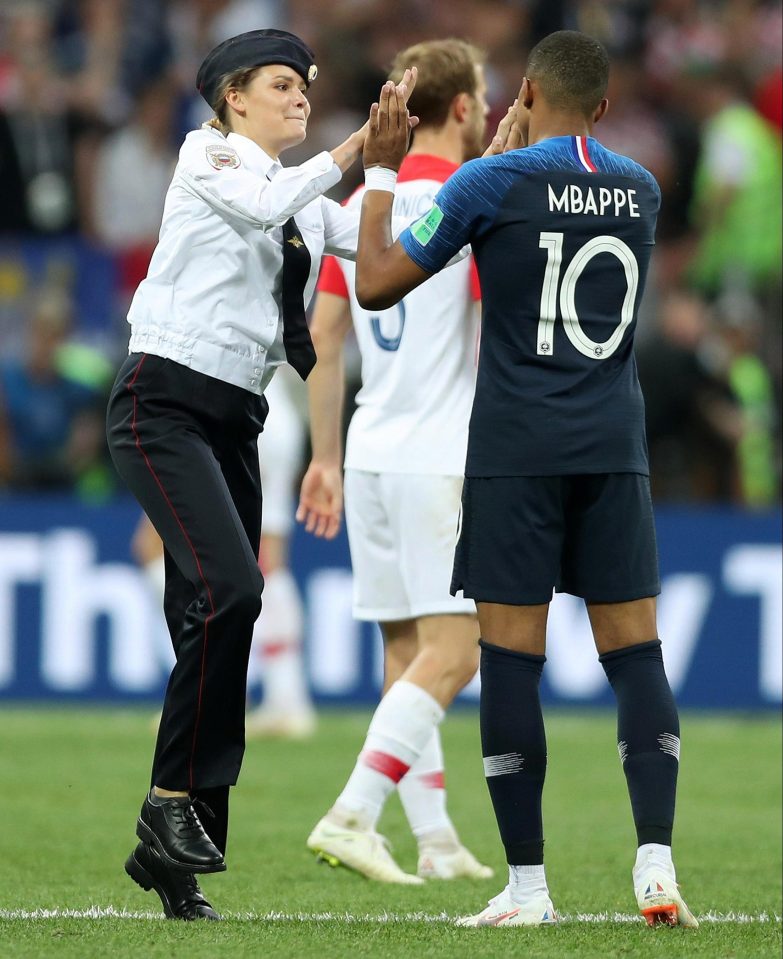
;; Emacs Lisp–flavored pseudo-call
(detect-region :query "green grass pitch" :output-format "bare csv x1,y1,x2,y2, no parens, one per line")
0,707,780,958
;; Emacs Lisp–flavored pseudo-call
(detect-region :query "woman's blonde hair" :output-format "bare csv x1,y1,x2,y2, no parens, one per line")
205,66,261,135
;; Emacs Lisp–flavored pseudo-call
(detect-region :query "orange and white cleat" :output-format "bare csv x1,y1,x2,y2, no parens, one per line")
633,851,698,928
455,885,557,927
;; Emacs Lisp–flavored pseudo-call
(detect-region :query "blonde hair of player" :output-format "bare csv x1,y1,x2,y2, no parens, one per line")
389,39,484,126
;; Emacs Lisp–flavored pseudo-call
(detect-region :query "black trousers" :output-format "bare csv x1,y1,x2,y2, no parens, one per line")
107,354,268,800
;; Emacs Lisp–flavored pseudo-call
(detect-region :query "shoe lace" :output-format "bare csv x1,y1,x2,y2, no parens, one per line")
172,801,206,837
181,872,202,898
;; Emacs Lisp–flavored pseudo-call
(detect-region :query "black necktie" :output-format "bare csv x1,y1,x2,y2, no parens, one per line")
281,217,316,379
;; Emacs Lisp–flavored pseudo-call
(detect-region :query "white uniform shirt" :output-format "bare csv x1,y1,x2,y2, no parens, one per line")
127,126,361,394
318,155,480,477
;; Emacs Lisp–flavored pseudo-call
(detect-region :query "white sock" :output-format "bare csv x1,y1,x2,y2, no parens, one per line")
634,843,674,876
259,645,312,713
332,681,444,829
508,863,549,902
253,568,311,713
143,555,166,606
398,728,456,844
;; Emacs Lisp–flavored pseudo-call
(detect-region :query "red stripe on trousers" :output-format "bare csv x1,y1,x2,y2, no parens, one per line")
361,749,411,783
127,355,215,791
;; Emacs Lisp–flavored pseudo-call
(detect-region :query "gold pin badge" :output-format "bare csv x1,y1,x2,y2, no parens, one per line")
287,236,304,249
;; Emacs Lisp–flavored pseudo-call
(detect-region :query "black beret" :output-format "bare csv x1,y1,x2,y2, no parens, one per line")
196,29,317,108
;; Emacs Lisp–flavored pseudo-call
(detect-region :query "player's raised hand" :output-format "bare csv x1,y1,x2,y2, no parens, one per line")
396,66,418,107
504,121,524,151
364,67,419,172
483,100,525,156
296,462,343,539
483,102,516,157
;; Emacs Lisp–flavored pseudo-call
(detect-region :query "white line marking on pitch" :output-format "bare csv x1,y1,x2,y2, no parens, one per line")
0,908,780,924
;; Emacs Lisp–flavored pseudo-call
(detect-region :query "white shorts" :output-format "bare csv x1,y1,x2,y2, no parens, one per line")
344,469,476,621
259,371,305,536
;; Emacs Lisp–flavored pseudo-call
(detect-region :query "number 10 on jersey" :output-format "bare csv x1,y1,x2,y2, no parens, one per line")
537,231,640,360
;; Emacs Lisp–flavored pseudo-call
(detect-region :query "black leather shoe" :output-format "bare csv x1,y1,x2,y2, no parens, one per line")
125,842,222,920
136,792,226,873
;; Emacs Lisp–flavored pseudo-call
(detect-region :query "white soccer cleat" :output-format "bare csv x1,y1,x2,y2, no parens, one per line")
417,844,494,880
245,706,317,740
633,851,698,928
455,885,557,927
307,817,424,885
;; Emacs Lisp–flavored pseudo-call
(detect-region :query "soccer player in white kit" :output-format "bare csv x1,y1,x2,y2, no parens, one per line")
297,40,498,883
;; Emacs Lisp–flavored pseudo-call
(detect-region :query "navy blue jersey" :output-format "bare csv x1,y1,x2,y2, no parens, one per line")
399,135,660,477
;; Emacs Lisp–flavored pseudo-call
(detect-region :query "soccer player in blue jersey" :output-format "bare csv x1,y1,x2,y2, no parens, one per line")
354,31,697,929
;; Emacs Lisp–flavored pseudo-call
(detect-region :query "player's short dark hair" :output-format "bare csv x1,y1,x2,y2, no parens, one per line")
389,39,484,129
527,30,609,116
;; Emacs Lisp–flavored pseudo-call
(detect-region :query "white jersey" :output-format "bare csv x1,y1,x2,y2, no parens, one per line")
317,155,480,477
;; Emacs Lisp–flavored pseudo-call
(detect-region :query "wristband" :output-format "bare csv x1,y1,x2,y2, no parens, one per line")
364,166,398,193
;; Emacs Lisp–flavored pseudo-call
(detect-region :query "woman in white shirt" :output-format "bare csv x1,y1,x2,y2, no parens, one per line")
107,28,415,921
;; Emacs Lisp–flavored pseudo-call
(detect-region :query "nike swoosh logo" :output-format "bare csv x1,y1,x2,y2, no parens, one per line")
478,908,521,926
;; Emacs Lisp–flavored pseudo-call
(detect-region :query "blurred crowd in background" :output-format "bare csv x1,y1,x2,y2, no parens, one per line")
0,0,780,507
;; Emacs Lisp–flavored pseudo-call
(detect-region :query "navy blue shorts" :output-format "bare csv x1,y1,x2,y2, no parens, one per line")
451,474,660,605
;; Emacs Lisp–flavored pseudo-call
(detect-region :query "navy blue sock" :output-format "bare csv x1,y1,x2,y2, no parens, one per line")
599,639,679,846
479,639,547,865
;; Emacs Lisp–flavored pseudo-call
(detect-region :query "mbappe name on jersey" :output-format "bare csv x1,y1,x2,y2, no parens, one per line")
548,183,641,218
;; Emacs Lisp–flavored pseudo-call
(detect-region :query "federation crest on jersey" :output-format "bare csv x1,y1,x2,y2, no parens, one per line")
206,144,241,170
